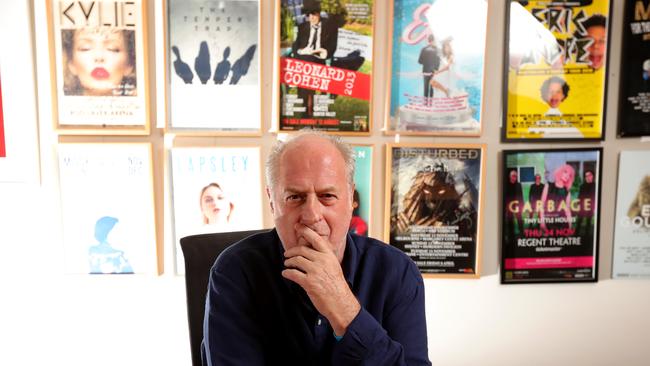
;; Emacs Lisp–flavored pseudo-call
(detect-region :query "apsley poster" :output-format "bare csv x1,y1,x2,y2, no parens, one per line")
57,143,157,274
49,0,148,132
501,148,601,284
613,151,650,279
167,0,260,133
170,147,263,274
386,144,485,276
387,0,487,135
279,0,374,133
617,0,650,137
350,145,372,236
504,0,610,140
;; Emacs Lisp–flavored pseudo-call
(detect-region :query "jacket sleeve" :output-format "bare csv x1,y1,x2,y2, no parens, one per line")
201,262,266,366
330,265,431,366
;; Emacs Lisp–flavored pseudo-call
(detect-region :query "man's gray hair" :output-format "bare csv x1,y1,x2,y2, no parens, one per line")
265,132,356,190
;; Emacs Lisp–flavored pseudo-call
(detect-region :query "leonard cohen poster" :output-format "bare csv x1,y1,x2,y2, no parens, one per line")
279,0,374,133
501,148,601,284
613,151,650,279
170,147,263,274
386,144,485,276
504,0,610,140
388,0,487,136
167,0,260,132
50,0,148,128
57,143,157,274
617,0,650,137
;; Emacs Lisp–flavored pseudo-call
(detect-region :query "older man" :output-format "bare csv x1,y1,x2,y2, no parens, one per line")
201,133,430,365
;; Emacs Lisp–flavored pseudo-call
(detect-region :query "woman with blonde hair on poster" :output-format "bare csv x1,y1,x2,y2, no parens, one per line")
540,164,575,232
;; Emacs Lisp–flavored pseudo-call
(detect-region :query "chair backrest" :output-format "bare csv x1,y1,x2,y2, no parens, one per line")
180,229,267,366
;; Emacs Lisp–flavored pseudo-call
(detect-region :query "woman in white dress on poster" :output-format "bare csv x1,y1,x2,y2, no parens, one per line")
429,37,454,98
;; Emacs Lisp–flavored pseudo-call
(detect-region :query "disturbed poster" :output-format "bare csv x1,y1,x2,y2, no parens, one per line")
617,0,650,137
167,0,260,132
388,0,487,135
613,151,650,279
504,0,610,140
50,0,148,130
279,0,374,133
501,148,601,283
386,144,484,276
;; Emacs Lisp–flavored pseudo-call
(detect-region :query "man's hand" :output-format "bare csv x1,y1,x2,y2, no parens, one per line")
282,224,360,336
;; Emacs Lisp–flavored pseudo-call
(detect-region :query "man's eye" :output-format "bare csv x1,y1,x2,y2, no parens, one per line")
320,193,337,200
286,195,301,201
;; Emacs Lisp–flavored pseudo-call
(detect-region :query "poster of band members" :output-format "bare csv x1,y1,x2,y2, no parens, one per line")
350,145,372,236
170,147,263,274
278,0,374,133
386,144,485,276
48,0,149,134
387,0,487,136
501,148,601,284
503,0,610,140
57,143,157,274
167,0,260,134
617,0,650,137
613,151,650,279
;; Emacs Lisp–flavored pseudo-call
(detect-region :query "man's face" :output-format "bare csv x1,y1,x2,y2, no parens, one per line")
535,175,541,185
587,25,606,70
546,81,565,108
308,13,321,26
268,137,353,262
510,171,518,184
585,171,594,184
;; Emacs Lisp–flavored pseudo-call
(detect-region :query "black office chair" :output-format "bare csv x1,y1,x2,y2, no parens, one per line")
180,229,267,366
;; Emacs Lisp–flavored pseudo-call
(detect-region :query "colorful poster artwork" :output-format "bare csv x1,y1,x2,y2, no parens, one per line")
279,0,374,133
388,0,487,135
50,0,148,128
350,145,372,236
0,74,5,158
57,144,157,274
501,148,601,283
168,0,260,132
613,151,650,279
504,0,610,140
617,0,650,137
386,144,484,276
171,147,263,274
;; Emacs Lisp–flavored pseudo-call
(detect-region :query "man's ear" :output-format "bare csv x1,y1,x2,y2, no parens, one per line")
266,187,274,213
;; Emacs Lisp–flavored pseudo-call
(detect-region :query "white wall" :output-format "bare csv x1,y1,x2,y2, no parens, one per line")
0,0,648,365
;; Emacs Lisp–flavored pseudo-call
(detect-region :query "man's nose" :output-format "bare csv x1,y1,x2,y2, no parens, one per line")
300,196,322,224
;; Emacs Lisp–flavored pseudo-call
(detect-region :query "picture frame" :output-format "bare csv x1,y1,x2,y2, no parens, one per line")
612,151,650,279
46,0,150,135
502,0,611,141
617,0,650,137
57,143,158,274
170,146,264,274
385,0,488,136
501,147,602,284
350,144,373,237
164,0,262,136
276,0,375,134
385,143,485,277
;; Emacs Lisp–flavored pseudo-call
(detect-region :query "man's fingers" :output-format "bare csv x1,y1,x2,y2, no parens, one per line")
284,245,318,261
295,224,331,253
281,268,307,286
284,255,317,273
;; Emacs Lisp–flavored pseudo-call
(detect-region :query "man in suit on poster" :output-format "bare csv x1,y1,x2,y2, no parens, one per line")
418,35,440,106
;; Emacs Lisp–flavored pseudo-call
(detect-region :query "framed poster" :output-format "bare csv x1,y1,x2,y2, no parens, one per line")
386,0,487,136
612,151,650,279
277,0,375,134
47,0,150,135
170,147,264,274
385,144,485,277
57,143,158,274
617,0,650,137
501,148,602,284
165,0,261,135
503,0,610,141
350,144,372,236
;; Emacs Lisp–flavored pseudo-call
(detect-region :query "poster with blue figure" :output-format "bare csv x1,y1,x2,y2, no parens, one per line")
57,143,157,274
350,145,372,237
387,0,487,136
167,0,260,133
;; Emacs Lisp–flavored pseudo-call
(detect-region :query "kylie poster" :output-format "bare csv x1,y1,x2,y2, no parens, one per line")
501,148,602,284
167,0,260,133
387,0,487,136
